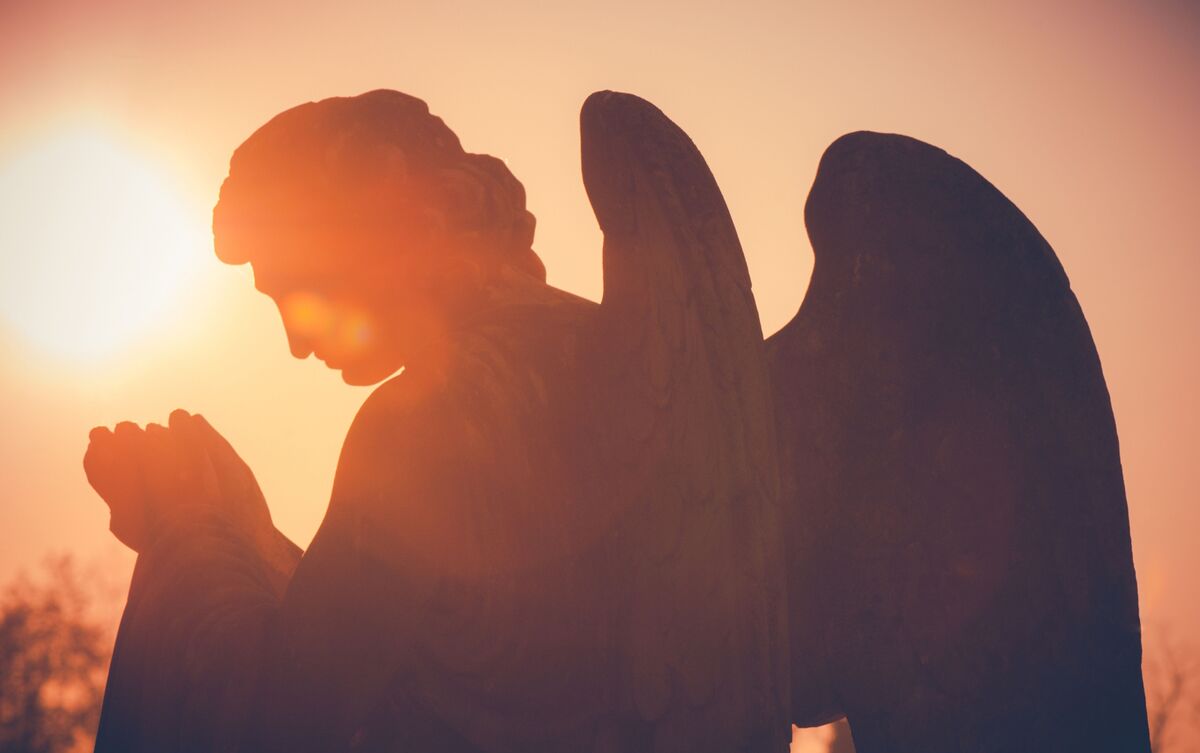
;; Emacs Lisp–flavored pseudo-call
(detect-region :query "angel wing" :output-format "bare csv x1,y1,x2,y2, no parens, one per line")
580,91,791,753
767,132,1150,751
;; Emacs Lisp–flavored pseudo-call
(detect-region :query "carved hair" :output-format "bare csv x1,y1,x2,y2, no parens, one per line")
212,89,544,281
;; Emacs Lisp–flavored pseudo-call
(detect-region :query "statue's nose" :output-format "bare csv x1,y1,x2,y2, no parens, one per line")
286,333,314,359
274,300,315,359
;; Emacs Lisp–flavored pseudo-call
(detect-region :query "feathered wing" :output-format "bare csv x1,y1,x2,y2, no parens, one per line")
768,132,1150,751
580,91,790,753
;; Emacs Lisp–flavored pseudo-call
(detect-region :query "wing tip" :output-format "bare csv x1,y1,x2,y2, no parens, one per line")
807,131,953,217
581,90,656,127
804,130,1005,257
821,130,947,164
802,128,1069,304
580,91,678,152
803,131,940,272
579,90,688,235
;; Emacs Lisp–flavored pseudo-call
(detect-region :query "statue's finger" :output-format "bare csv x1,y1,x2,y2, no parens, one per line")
140,423,175,503
84,427,112,467
189,413,241,462
84,427,114,486
190,413,258,493
186,413,269,526
165,413,223,506
111,422,143,458
91,427,150,553
197,448,223,507
113,421,141,438
83,439,109,489
85,425,141,499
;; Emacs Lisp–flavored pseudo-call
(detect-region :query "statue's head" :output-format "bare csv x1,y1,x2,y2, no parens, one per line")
212,90,544,385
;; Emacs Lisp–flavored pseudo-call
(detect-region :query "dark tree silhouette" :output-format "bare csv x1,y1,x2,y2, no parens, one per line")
0,557,115,753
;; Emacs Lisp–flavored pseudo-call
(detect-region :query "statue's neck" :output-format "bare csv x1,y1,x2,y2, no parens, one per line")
400,264,595,372
479,264,590,311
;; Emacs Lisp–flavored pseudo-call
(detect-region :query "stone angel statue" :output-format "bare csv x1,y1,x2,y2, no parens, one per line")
83,90,1150,753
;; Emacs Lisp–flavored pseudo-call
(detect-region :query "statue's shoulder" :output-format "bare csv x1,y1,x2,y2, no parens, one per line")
327,296,595,578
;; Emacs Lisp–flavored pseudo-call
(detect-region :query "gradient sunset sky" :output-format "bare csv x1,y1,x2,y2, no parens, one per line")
1,0,1197,707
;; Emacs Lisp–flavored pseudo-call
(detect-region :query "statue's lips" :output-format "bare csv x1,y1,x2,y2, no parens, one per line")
313,349,339,368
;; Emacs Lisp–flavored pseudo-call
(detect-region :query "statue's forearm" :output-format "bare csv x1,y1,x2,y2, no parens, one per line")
96,497,408,753
96,508,284,753
250,519,304,598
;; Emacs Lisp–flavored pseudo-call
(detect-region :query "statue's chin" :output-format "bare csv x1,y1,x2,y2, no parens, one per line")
339,362,400,387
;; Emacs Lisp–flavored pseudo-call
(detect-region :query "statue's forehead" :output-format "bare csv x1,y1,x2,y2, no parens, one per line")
242,216,433,289
249,253,352,296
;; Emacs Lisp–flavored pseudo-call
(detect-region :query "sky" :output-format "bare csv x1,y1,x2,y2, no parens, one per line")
0,0,1197,738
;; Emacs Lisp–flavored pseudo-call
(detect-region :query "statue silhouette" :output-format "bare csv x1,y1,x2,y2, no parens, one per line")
83,90,1149,753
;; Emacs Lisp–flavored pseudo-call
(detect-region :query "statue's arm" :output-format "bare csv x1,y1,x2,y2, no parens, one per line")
94,369,489,752
89,411,303,752
243,367,487,752
95,506,289,753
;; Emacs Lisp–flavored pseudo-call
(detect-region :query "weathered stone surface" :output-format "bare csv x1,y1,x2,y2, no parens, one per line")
769,132,1150,752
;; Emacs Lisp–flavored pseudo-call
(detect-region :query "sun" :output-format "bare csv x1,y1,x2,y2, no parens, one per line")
0,128,209,363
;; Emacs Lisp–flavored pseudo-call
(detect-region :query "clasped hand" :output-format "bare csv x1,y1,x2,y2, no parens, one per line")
84,409,272,553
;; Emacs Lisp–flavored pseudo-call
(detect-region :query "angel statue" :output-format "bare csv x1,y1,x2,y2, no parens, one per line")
83,90,1150,753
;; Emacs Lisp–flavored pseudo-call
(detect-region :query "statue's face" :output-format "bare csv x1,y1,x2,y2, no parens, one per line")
250,259,400,386
245,219,471,386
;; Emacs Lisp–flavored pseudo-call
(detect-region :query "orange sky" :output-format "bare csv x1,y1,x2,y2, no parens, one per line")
1,0,1197,689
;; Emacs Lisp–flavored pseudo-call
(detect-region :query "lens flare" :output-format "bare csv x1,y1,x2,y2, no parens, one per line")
280,291,374,363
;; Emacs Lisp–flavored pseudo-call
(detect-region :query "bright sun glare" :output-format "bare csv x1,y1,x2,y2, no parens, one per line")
0,128,208,363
